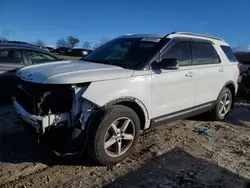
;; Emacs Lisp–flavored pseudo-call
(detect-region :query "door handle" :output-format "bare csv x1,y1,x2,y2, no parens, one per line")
185,72,195,77
219,68,224,72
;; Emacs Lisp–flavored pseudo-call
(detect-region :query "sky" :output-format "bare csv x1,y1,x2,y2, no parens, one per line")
1,0,250,50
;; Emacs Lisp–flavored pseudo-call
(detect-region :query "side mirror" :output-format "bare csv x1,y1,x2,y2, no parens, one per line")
151,58,179,70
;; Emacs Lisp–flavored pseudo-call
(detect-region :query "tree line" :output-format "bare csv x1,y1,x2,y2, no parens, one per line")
56,36,110,50
0,36,110,50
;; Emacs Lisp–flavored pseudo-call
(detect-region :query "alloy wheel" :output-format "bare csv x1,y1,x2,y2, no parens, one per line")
219,93,231,117
104,117,135,157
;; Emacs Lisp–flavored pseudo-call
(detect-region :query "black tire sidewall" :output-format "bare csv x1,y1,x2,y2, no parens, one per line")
89,105,140,165
215,88,232,120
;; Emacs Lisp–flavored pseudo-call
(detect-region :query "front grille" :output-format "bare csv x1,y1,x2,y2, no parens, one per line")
15,86,36,114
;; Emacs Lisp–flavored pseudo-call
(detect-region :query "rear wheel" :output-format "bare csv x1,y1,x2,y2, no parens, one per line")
87,105,140,165
210,88,232,120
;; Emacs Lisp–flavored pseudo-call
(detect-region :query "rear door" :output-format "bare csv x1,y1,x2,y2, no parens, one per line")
0,48,26,100
191,40,226,106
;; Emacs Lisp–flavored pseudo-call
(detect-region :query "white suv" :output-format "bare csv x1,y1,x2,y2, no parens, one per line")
13,32,240,164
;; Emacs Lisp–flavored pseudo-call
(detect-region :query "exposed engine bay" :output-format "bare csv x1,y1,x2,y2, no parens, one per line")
14,80,99,155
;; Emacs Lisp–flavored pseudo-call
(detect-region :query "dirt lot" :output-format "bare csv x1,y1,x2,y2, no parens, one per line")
0,99,250,188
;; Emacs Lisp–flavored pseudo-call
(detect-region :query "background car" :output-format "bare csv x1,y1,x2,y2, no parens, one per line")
46,47,55,53
54,47,71,55
39,46,50,52
66,48,92,57
240,60,250,77
5,40,35,46
0,43,62,103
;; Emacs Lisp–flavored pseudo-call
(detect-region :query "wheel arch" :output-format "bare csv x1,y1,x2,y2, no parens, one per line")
103,97,150,130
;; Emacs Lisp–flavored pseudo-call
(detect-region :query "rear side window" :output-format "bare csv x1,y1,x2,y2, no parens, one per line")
220,45,238,62
0,49,24,64
192,42,220,65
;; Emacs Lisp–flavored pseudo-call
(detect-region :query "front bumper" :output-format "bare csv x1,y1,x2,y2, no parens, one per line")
13,97,43,132
12,87,95,155
13,97,70,133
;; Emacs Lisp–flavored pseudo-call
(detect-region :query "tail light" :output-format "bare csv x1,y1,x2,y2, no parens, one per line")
237,63,242,74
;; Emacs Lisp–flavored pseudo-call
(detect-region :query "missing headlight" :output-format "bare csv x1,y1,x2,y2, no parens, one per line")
38,88,74,115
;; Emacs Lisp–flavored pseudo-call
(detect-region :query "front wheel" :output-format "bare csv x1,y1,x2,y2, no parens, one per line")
87,105,140,165
210,88,232,121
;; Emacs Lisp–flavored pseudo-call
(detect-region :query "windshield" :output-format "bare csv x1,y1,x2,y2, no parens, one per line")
80,37,165,68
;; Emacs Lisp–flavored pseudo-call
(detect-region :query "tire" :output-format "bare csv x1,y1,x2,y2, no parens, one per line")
210,88,232,121
86,105,140,165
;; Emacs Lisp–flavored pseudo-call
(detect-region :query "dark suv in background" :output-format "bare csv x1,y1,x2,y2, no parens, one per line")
54,47,71,55
66,48,92,57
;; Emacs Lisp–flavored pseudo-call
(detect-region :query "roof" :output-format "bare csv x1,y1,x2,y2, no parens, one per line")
0,43,62,58
120,32,225,43
120,34,166,38
0,42,41,50
168,32,224,42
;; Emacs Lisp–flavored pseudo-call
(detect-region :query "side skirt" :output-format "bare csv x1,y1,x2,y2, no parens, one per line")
150,101,215,128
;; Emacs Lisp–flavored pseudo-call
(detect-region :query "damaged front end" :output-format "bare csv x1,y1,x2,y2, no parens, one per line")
13,81,99,155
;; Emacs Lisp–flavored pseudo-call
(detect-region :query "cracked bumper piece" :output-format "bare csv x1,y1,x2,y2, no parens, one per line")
13,97,70,133
13,97,43,132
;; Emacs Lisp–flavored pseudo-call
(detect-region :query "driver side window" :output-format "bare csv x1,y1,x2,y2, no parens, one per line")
161,41,192,66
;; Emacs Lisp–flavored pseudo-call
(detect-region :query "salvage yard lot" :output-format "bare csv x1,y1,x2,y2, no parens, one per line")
0,101,250,188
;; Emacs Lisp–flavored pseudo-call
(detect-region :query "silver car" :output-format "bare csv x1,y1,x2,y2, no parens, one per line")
0,43,62,103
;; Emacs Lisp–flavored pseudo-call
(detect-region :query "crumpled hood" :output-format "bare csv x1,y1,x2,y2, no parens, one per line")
16,60,134,84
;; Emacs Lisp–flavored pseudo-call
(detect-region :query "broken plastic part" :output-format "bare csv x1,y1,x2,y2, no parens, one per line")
41,113,70,133
80,100,96,130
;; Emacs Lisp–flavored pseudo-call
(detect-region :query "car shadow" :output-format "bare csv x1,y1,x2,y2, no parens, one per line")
0,118,96,167
226,103,250,128
105,147,250,188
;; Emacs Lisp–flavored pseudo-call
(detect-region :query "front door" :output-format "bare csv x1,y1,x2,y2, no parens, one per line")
151,39,198,121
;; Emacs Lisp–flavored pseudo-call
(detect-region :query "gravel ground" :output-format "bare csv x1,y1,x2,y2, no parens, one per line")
0,100,250,188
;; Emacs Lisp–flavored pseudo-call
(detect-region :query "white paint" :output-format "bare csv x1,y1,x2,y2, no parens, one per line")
15,32,240,131
151,66,198,118
16,60,134,84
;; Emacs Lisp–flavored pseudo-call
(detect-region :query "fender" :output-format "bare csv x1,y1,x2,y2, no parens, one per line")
222,80,237,94
103,96,151,130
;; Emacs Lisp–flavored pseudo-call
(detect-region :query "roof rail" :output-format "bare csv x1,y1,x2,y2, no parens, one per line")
170,32,224,42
